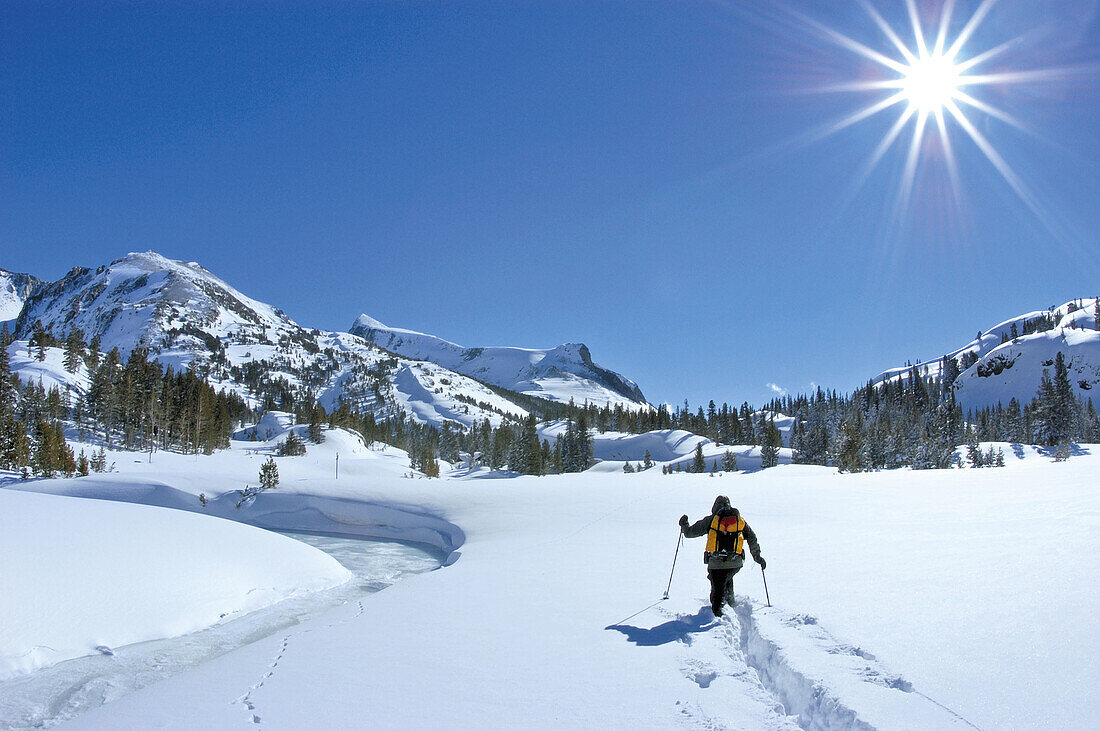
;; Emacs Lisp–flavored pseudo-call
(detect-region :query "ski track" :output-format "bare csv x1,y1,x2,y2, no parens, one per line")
646,595,983,731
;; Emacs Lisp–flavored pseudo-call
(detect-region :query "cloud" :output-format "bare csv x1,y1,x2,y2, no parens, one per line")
766,383,787,396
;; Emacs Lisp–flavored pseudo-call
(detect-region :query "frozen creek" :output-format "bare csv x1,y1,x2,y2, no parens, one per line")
0,532,441,730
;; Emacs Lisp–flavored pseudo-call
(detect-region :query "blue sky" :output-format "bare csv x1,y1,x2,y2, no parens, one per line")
3,1,1099,408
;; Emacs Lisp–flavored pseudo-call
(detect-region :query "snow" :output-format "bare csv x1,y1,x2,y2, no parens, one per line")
3,422,1097,729
875,298,1100,411
5,341,91,397
0,490,351,682
351,313,649,409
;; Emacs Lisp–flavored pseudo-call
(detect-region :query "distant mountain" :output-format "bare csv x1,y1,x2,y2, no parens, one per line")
14,251,307,359
0,268,46,323
8,252,649,430
350,315,648,409
874,299,1100,412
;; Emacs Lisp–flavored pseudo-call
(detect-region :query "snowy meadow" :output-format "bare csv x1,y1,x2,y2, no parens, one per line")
1,420,1096,730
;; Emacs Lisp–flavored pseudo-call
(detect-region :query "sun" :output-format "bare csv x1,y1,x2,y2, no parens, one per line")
901,52,961,113
793,0,1064,221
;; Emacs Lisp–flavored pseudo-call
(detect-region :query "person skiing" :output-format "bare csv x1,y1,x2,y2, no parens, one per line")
679,495,765,617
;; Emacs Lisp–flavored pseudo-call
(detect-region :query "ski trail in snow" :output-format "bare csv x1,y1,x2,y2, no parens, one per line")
911,690,985,731
614,595,986,730
732,600,983,730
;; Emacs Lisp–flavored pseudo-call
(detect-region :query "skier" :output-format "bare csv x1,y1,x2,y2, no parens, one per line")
679,495,765,617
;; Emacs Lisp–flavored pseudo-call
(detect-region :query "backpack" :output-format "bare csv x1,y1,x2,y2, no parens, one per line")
703,506,744,563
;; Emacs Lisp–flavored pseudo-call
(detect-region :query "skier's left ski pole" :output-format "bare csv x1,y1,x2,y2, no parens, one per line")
761,567,772,607
662,532,683,600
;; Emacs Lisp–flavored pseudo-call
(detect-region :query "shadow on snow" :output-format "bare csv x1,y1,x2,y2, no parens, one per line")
605,607,717,647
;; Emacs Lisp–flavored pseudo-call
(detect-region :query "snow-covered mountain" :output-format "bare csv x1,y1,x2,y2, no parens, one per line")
0,268,45,323
7,252,647,428
874,299,1100,412
350,314,648,409
14,251,306,359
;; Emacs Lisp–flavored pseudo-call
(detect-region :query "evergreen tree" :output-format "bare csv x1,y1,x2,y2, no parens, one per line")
259,456,280,488
722,450,737,472
760,442,779,469
63,329,85,374
307,403,326,444
1050,352,1077,443
278,430,307,456
834,410,866,473
643,450,653,471
966,429,983,468
514,415,542,475
691,442,706,473
0,328,13,415
90,446,108,472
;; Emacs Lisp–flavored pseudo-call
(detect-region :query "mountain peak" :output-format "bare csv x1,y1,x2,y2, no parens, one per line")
354,314,389,331
350,319,647,408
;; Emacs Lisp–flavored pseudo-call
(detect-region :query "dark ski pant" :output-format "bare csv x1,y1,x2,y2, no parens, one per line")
708,565,741,614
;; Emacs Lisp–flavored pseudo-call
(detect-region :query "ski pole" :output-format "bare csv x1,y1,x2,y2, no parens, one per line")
662,531,683,600
761,567,772,607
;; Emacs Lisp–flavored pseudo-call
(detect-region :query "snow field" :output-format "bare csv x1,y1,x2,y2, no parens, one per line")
4,419,1098,729
0,490,351,682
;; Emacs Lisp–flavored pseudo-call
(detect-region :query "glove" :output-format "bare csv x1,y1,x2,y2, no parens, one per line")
678,514,689,528
754,554,766,570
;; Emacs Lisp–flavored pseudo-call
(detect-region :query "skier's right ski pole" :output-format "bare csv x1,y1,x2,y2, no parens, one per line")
761,567,772,607
662,531,683,600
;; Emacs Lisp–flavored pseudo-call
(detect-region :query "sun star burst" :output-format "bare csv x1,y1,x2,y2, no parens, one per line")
805,0,1056,221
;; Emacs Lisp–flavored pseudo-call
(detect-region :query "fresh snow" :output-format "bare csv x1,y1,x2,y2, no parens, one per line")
0,490,351,682
2,416,1096,729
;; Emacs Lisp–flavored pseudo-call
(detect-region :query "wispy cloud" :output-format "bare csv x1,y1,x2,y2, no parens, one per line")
766,383,788,396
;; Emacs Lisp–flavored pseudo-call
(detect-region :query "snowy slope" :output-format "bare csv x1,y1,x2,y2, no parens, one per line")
875,298,1100,411
540,422,792,472
0,269,45,324
351,314,648,408
0,489,350,681
14,252,304,357
5,438,1096,730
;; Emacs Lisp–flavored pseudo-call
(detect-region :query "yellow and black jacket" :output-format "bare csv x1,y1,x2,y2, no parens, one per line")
683,499,761,570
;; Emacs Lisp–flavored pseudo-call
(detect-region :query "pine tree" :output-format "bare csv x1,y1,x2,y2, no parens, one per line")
643,450,653,471
1050,351,1077,443
834,411,866,473
90,446,108,472
966,429,983,468
307,403,326,444
722,450,737,472
278,430,307,456
63,329,85,374
0,329,13,416
259,456,280,488
691,442,706,473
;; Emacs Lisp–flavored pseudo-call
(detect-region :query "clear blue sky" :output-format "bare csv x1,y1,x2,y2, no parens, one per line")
3,1,1099,408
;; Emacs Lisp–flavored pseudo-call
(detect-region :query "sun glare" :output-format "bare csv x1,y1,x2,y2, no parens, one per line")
901,52,961,112
796,0,1069,222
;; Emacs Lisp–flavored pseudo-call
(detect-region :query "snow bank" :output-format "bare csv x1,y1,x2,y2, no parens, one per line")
0,490,351,681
